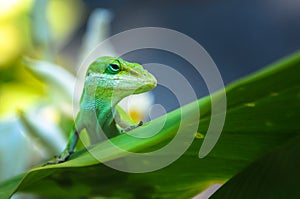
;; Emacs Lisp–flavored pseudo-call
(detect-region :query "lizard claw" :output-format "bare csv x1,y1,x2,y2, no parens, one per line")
43,150,73,166
137,121,143,126
121,121,143,133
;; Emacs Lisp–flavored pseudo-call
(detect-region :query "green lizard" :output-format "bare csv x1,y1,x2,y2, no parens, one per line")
49,56,157,163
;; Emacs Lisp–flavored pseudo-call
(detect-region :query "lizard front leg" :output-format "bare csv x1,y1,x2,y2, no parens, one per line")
114,105,143,133
45,128,79,165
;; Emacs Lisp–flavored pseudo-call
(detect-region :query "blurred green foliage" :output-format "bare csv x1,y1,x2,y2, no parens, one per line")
0,0,84,116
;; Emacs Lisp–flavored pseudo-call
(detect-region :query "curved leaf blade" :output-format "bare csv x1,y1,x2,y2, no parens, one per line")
0,51,299,198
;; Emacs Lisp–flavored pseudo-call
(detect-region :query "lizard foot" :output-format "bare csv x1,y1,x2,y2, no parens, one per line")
44,150,73,165
121,121,143,133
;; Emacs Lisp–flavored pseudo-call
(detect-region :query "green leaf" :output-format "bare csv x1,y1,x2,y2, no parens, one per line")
1,51,300,199
211,134,300,199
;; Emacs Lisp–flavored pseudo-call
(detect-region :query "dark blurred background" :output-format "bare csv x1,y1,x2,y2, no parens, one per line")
80,0,300,80
66,0,300,111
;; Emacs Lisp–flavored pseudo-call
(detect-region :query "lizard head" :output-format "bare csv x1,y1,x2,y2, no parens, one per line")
85,56,157,98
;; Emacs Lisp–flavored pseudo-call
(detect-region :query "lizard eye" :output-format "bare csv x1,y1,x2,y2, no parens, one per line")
107,62,121,74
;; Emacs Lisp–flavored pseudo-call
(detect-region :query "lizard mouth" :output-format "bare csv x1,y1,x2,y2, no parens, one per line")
133,79,157,94
87,72,157,93
133,72,157,94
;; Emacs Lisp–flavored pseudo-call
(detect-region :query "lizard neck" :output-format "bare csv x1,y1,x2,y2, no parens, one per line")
79,85,124,128
80,86,120,112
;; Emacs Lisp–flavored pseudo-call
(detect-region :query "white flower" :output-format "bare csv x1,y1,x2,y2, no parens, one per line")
119,92,155,123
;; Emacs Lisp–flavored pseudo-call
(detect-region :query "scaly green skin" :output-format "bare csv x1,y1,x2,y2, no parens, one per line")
50,56,157,163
